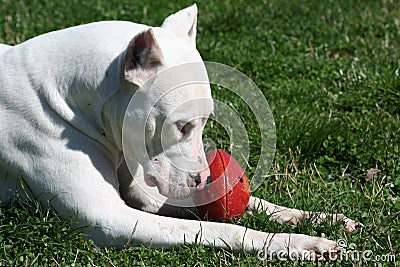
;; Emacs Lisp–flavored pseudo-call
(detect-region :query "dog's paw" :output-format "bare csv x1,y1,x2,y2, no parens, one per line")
330,214,363,233
291,235,341,261
307,213,362,233
265,234,341,261
343,218,363,233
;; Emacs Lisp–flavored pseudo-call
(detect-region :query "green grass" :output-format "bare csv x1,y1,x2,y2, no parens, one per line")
1,0,399,266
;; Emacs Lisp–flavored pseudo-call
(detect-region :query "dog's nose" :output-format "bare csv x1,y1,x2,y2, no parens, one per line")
193,169,210,190
194,174,202,187
195,175,212,186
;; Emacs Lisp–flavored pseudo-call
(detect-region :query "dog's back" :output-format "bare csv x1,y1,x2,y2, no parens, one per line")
0,44,11,55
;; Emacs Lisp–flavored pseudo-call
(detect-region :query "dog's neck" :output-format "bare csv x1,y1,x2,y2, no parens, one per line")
100,58,138,154
61,53,128,158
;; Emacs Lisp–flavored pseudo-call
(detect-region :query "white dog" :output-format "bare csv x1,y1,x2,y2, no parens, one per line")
0,4,359,259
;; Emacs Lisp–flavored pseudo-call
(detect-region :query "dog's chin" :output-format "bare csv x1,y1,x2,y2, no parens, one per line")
157,184,192,200
145,173,193,199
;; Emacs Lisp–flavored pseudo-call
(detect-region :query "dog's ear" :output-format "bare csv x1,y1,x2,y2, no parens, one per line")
161,4,197,46
123,29,164,86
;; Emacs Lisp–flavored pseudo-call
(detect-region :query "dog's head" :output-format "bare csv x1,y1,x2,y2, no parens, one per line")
120,5,213,199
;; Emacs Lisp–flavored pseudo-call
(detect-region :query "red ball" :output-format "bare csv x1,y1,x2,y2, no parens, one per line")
193,149,250,221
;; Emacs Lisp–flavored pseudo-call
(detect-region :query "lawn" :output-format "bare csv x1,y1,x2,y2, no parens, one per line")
0,0,399,266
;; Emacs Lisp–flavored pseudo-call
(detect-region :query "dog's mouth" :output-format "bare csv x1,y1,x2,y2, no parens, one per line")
144,174,158,187
144,174,195,199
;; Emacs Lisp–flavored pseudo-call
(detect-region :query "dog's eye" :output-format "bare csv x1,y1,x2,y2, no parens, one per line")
176,121,193,136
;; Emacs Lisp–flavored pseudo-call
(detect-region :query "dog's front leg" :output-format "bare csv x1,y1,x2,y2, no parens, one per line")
128,211,341,259
73,190,341,258
38,149,338,256
247,196,361,233
47,161,338,256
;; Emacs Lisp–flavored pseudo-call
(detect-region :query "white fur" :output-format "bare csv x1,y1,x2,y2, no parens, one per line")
0,4,358,257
